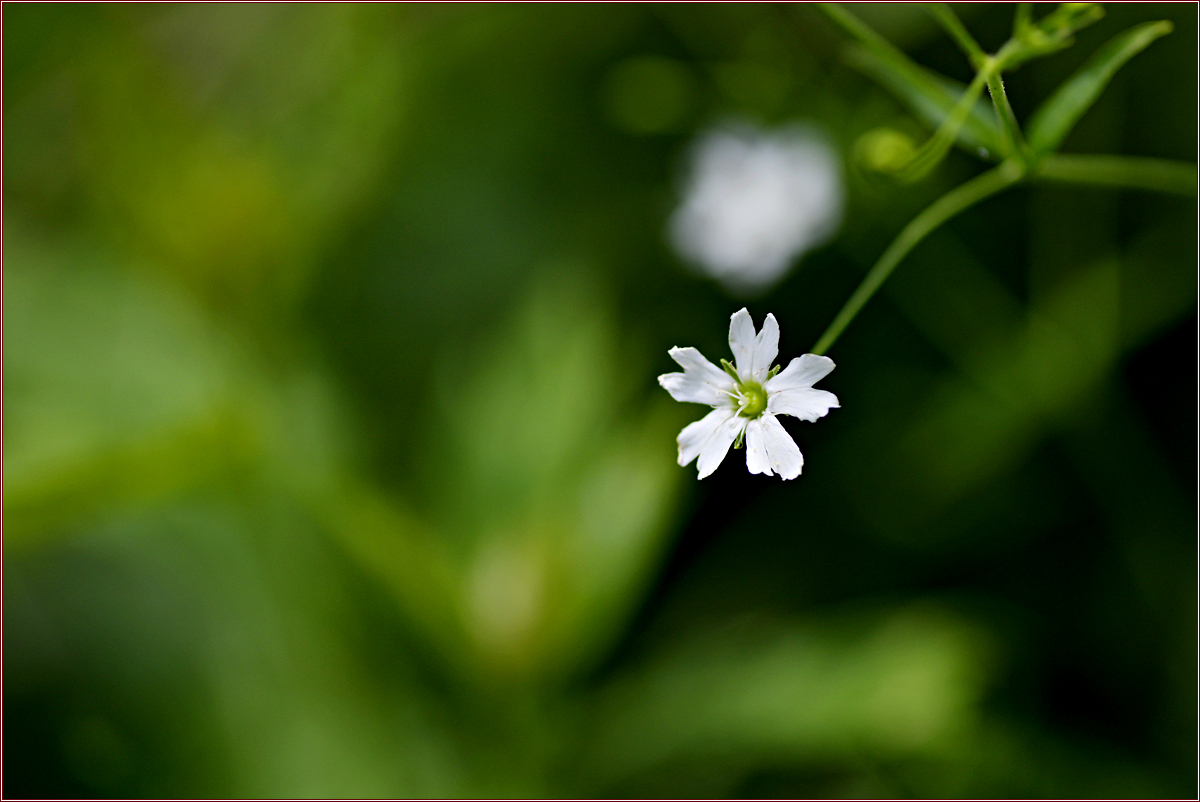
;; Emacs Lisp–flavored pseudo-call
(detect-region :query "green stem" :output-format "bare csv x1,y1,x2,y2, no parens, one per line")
817,2,898,55
928,3,986,67
820,2,1011,172
899,68,989,182
812,162,1024,355
1012,3,1033,38
984,66,1028,162
1032,153,1197,196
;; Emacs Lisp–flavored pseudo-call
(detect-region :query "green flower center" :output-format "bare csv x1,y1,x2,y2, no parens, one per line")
737,382,767,418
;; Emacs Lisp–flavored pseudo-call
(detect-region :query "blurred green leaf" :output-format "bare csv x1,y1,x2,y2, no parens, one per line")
64,5,410,312
426,274,685,681
318,275,686,685
589,607,989,788
2,227,360,545
541,404,684,678
316,480,473,676
2,233,250,542
1027,20,1174,156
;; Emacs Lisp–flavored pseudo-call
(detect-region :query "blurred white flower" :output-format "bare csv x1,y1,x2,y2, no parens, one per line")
658,308,839,480
669,122,843,295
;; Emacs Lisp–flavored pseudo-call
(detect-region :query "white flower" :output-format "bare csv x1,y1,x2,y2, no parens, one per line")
668,122,843,295
658,308,839,480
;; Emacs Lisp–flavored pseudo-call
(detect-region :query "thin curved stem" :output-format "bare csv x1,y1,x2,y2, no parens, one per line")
812,162,1024,355
898,68,990,182
928,3,986,68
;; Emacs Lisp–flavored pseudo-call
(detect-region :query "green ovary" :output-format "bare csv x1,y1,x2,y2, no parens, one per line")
738,383,767,418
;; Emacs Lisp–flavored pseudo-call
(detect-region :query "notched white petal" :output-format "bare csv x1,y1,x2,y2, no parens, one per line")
696,413,745,479
767,353,835,393
744,417,772,476
750,313,779,384
676,407,731,467
659,346,735,406
728,308,757,380
760,412,803,480
681,408,724,463
768,387,839,422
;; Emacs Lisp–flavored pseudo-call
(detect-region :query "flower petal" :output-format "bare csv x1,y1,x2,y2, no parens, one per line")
760,412,803,480
676,407,734,468
766,353,835,393
749,313,779,384
696,413,745,479
728,308,757,381
768,387,839,422
659,347,735,406
744,417,772,476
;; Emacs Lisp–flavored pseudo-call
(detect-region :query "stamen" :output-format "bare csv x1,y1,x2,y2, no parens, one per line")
736,382,767,418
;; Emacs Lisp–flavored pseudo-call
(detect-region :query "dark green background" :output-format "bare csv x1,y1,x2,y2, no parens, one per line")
4,4,1195,797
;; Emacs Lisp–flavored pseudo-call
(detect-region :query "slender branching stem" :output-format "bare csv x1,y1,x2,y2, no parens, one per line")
811,162,1024,355
1032,154,1198,196
809,2,1195,356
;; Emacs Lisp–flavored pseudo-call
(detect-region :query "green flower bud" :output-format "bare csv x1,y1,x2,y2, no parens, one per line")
855,128,918,175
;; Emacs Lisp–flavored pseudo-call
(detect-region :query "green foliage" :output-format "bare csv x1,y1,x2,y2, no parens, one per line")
1008,2,1106,67
813,2,1194,355
822,3,1006,157
1027,20,1175,155
590,608,990,788
825,3,1184,191
3,3,1195,798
